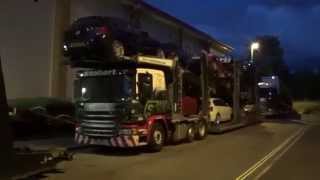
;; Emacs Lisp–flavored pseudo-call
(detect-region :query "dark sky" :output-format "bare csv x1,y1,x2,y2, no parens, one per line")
146,0,320,68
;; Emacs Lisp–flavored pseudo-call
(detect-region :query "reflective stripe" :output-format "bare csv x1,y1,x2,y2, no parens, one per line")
83,136,89,144
125,136,134,147
75,133,79,141
76,135,144,147
78,135,83,144
123,136,129,147
117,137,124,147
110,138,117,147
90,138,95,145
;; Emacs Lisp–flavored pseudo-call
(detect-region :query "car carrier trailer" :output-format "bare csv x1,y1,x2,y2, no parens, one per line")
69,54,211,151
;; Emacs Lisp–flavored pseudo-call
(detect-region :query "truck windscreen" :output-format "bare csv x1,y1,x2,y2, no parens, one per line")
80,75,133,102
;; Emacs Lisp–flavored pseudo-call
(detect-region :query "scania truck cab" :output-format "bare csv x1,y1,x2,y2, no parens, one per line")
72,55,209,151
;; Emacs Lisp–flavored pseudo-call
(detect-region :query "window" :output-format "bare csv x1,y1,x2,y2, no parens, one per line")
213,99,227,106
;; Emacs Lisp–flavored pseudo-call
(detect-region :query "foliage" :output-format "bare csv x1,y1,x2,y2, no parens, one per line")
254,35,290,83
288,70,320,100
293,101,320,114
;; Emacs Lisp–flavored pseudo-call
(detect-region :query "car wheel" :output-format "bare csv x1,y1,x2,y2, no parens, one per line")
148,123,165,152
195,120,207,140
112,40,125,58
215,114,222,126
186,124,195,143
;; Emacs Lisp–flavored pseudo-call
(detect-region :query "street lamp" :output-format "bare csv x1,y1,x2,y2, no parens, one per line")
250,42,259,62
250,42,260,113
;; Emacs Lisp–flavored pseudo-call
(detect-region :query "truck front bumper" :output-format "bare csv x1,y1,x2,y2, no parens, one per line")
75,132,148,147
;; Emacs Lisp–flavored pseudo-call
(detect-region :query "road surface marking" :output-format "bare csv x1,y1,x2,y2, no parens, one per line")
235,126,307,180
254,126,308,180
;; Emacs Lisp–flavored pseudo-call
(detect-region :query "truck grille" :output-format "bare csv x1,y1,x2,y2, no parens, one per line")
80,112,118,137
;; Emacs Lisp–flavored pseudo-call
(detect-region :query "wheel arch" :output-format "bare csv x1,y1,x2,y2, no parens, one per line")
147,115,169,141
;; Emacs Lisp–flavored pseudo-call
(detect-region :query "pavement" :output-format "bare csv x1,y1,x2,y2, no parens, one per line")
24,119,303,180
14,137,78,151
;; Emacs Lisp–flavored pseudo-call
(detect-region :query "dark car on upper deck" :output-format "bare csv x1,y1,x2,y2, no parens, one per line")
63,16,165,61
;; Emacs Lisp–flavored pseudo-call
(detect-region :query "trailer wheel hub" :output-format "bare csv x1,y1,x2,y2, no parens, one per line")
199,123,206,137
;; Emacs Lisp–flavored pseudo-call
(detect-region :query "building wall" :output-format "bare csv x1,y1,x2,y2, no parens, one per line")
0,0,225,100
0,0,55,99
139,13,179,44
182,32,204,56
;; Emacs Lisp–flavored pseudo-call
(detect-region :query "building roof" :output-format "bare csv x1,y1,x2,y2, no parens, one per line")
128,0,233,53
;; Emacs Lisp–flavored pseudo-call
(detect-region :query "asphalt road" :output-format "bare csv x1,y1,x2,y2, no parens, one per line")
259,114,320,180
37,119,310,180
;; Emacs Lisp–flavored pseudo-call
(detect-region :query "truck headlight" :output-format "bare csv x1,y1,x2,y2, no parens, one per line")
63,44,68,51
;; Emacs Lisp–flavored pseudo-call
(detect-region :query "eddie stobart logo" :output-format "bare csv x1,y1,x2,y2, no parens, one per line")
79,69,130,77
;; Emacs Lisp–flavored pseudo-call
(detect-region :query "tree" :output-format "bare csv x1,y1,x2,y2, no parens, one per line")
254,35,289,83
252,36,291,100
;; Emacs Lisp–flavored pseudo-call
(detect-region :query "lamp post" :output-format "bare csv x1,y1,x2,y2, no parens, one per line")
250,42,260,112
251,42,259,62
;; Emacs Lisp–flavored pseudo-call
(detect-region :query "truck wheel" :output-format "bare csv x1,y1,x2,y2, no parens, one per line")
148,123,165,152
186,124,195,143
195,120,207,140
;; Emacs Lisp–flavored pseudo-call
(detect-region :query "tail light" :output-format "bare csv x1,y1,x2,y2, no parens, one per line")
96,26,109,35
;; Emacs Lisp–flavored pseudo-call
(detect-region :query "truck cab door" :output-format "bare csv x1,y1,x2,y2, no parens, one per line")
137,73,153,104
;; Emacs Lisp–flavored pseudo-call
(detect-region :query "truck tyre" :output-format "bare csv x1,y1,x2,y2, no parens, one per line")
148,123,165,152
195,120,207,140
186,124,195,143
